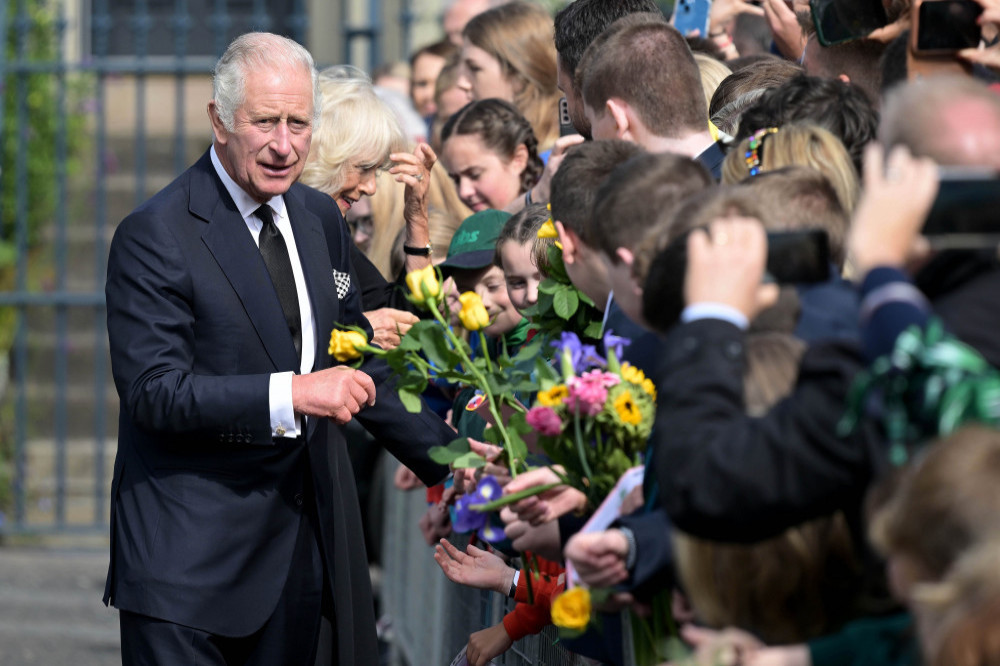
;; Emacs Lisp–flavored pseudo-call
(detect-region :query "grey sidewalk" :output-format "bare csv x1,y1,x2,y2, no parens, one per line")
0,545,119,665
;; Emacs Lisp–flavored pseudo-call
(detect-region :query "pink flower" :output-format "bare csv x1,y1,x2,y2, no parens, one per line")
526,406,564,436
566,370,618,416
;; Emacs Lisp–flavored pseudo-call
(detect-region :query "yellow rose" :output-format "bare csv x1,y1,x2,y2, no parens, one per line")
328,329,367,362
457,292,490,331
551,587,592,631
405,265,441,304
537,219,558,239
537,384,569,407
642,377,657,400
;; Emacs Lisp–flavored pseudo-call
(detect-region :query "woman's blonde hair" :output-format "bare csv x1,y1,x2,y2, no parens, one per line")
721,123,859,215
694,53,732,113
300,65,407,198
463,1,561,151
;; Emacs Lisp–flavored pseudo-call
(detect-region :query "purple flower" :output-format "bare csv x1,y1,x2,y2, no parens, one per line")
580,345,606,369
552,332,583,376
526,406,564,436
479,522,506,543
452,475,504,537
603,330,631,361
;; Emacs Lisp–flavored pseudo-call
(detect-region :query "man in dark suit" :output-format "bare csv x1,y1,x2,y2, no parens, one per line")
104,32,451,664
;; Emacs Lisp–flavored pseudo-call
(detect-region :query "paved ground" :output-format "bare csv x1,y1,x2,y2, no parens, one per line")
0,545,119,665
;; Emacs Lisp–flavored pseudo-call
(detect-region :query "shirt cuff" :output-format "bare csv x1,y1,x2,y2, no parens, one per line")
681,303,749,330
269,371,300,438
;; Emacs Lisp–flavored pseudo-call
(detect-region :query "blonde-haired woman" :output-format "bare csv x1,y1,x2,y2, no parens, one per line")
458,1,561,153
721,123,859,215
301,65,435,348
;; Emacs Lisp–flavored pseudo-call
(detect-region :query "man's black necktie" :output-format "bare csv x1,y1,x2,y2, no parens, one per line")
255,205,302,359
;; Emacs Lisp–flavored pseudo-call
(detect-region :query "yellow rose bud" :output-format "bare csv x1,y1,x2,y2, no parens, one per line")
537,219,558,239
405,265,441,304
457,291,490,331
328,329,367,362
551,587,592,631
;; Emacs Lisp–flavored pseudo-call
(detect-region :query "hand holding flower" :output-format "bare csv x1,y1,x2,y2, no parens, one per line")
501,466,586,525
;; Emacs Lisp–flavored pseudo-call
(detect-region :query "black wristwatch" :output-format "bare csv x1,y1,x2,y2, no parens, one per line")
403,242,433,256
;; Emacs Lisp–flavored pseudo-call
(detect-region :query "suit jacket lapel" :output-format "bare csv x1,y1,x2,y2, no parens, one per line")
190,153,301,373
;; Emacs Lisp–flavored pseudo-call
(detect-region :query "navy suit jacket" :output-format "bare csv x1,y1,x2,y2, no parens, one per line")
104,151,449,661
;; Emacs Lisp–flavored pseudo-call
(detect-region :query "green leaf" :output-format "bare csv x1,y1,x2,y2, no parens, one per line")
428,437,471,465
553,287,579,320
452,451,488,469
398,387,423,413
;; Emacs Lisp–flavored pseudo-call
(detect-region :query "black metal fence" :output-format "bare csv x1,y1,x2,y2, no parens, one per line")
0,0,413,536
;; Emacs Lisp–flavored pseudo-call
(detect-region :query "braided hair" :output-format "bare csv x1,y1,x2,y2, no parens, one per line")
441,98,544,196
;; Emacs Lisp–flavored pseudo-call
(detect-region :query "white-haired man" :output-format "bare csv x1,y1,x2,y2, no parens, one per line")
104,32,450,664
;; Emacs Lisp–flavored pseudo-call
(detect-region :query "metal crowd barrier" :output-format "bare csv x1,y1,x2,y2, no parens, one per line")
379,460,591,666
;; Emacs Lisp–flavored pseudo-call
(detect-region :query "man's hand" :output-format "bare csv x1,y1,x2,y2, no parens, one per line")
364,308,419,350
291,366,376,423
848,143,939,276
434,538,514,594
502,466,587,525
564,530,630,588
685,216,775,321
500,508,563,560
762,0,807,60
466,623,513,666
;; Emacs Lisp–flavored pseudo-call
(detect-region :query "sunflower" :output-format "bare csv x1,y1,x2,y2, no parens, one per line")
613,390,642,426
538,384,570,407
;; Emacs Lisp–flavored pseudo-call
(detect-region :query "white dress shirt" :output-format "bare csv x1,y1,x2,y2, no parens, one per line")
211,146,315,438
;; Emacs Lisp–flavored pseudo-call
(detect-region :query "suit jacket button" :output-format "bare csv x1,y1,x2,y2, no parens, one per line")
294,493,304,507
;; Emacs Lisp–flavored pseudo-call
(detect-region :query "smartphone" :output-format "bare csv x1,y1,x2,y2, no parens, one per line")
558,97,575,137
922,168,1000,249
674,0,713,37
810,0,888,46
912,0,982,54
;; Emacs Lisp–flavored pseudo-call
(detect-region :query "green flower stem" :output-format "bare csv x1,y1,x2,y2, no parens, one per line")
478,330,494,373
425,296,519,478
469,481,563,512
573,407,595,484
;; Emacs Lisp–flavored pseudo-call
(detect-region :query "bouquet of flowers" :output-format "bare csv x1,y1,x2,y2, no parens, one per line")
524,331,657,507
327,264,545,476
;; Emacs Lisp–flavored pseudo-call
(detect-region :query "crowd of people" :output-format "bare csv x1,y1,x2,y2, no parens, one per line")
102,0,1000,664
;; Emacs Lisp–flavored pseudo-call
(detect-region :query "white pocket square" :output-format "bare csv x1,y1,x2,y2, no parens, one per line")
332,269,351,300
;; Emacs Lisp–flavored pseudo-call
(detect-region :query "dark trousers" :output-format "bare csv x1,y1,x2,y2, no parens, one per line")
121,480,334,665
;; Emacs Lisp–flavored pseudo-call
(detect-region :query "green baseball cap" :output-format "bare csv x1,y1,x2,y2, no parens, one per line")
438,209,511,271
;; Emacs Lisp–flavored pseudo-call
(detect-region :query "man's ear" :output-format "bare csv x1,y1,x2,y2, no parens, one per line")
606,98,632,141
555,221,578,264
838,73,851,84
615,247,644,297
208,101,228,146
615,247,635,267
